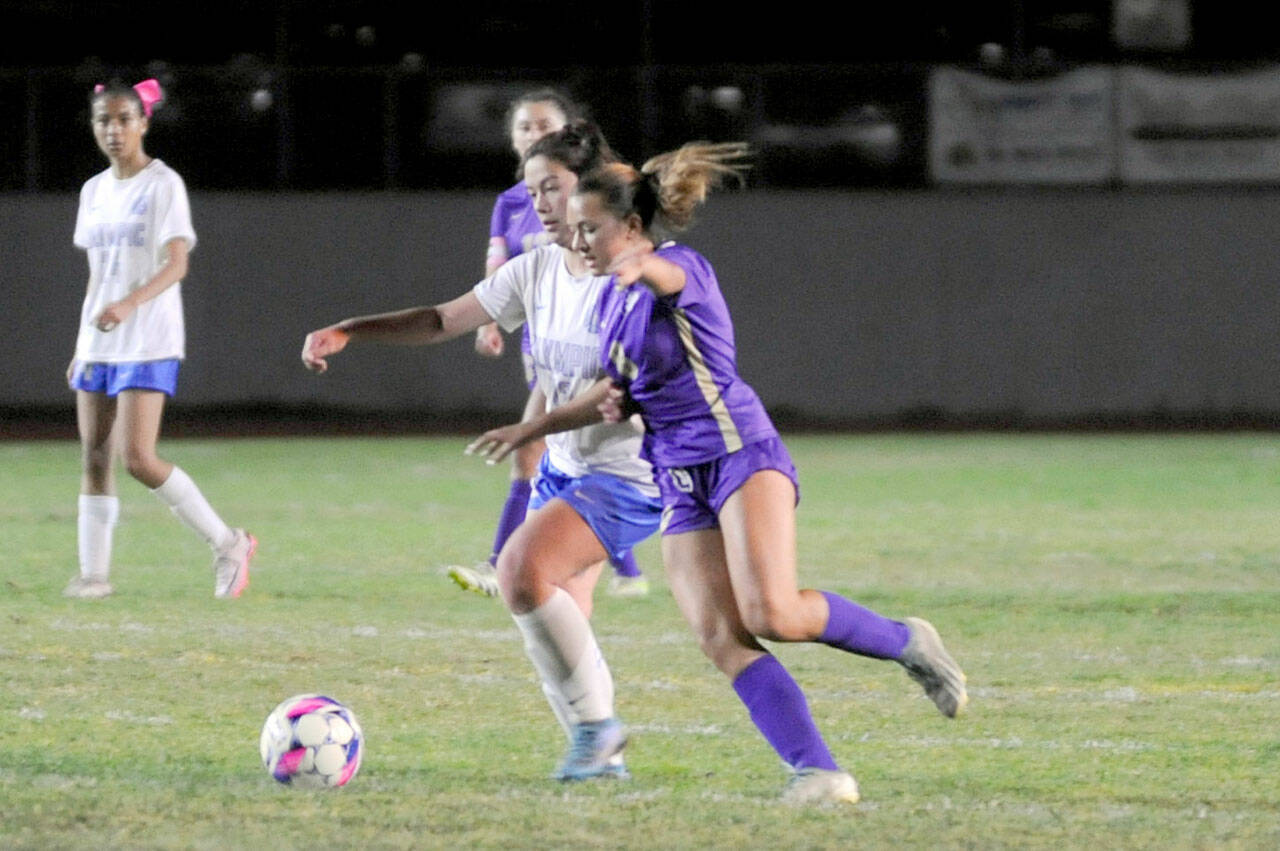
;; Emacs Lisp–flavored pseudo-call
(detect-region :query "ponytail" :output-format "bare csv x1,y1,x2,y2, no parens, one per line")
577,142,750,236
640,142,750,231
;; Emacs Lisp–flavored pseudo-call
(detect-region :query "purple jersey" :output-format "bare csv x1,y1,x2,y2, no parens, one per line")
597,243,778,468
490,182,552,260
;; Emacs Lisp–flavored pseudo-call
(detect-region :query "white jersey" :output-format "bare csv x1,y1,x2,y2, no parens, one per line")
473,245,657,495
72,158,197,362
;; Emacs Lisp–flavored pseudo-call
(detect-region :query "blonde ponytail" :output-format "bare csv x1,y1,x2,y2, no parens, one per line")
576,142,750,237
640,142,750,231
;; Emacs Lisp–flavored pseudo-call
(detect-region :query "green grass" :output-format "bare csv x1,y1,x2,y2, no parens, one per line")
2,433,1278,849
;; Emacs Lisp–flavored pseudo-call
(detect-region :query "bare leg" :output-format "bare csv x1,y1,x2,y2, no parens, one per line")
717,470,829,642
114,389,173,489
77,390,118,495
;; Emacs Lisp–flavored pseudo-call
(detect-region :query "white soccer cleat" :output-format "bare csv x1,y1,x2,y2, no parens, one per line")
607,574,649,598
63,575,114,599
898,617,969,718
213,529,256,599
781,768,860,805
448,562,501,597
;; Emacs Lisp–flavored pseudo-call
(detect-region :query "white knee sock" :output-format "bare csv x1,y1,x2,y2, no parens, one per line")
78,494,119,581
540,679,623,765
151,466,234,552
541,681,576,742
512,587,615,724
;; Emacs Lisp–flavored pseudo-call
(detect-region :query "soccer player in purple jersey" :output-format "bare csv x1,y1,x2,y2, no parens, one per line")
470,145,969,804
303,123,657,782
450,89,648,600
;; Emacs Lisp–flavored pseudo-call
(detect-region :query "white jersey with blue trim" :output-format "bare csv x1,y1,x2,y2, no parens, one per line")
473,245,657,495
72,158,196,363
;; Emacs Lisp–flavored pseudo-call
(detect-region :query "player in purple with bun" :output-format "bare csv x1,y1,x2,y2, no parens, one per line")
469,145,968,805
449,89,648,600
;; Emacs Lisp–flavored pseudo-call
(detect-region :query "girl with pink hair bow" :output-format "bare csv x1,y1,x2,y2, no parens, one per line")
64,79,257,600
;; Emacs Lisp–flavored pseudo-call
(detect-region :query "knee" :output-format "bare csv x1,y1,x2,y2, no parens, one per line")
683,618,757,676
496,547,540,612
82,441,113,476
121,444,159,482
739,596,808,643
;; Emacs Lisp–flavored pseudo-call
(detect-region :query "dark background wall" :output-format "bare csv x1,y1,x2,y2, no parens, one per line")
6,188,1278,426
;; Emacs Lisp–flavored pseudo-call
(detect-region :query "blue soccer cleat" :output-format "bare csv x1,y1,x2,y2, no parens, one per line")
553,718,629,781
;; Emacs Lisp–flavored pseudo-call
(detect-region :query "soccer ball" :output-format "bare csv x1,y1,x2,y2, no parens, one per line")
259,693,364,788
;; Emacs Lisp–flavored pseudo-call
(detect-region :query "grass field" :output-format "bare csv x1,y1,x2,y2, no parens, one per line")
2,433,1278,849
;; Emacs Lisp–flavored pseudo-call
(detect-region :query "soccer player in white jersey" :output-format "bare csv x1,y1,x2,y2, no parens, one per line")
450,89,649,601
302,122,659,781
65,80,256,600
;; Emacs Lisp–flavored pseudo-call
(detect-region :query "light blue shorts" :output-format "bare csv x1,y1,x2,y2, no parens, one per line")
69,359,181,397
529,454,662,564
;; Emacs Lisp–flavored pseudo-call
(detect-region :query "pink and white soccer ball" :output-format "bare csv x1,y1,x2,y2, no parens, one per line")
260,694,363,788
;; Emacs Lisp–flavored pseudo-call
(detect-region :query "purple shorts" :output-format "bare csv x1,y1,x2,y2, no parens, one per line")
69,359,180,397
655,437,799,535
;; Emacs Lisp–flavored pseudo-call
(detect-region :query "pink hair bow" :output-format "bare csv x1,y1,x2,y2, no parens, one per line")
94,78,164,116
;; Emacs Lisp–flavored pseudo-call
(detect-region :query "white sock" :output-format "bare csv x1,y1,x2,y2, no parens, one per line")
78,494,119,581
541,676,623,766
541,681,576,742
151,466,234,551
512,587,615,723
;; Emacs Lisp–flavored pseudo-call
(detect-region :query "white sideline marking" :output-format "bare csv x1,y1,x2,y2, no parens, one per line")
1102,686,1139,702
47,618,153,633
104,710,173,726
630,722,724,736
616,789,669,803
638,679,681,692
18,707,45,720
837,731,1159,753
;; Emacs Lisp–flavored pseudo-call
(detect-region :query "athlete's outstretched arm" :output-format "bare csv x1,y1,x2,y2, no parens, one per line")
301,291,492,373
466,377,614,464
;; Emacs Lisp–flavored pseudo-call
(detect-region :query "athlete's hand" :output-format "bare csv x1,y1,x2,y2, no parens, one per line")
474,323,504,358
301,326,350,373
465,422,536,465
598,382,629,424
94,299,136,332
607,245,655,289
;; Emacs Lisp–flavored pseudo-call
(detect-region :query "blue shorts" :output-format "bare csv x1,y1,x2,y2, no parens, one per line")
656,437,800,536
69,359,181,397
529,454,662,564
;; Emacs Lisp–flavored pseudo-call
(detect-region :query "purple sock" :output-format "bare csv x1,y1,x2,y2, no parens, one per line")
488,479,531,565
819,590,910,660
610,550,642,578
732,655,839,772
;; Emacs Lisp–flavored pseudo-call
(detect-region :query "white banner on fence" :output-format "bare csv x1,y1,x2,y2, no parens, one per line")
929,66,1115,184
1119,66,1280,183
